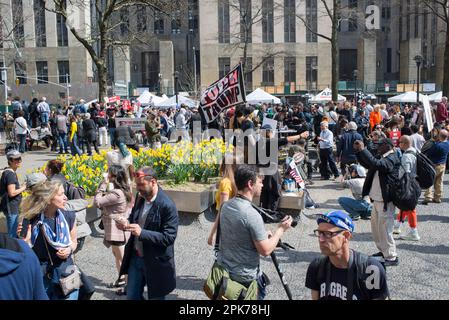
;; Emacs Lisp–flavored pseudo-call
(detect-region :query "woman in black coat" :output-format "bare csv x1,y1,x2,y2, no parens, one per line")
82,113,99,155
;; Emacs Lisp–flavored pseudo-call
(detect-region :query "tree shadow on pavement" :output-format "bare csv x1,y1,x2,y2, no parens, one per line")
178,212,203,226
351,232,373,242
416,214,449,224
82,274,126,300
396,243,449,255
176,275,206,291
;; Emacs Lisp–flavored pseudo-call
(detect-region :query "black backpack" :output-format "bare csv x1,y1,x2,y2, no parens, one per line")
65,181,86,200
405,150,436,189
391,167,421,211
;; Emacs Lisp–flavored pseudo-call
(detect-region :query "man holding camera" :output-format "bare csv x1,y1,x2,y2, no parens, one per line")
305,211,389,300
216,165,293,300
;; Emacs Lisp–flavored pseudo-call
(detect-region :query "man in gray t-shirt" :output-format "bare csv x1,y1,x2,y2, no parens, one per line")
216,165,293,299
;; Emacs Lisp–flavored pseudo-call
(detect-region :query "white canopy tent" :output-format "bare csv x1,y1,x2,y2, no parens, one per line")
428,91,443,103
387,92,428,103
136,90,167,106
155,95,198,109
308,88,346,103
246,88,281,104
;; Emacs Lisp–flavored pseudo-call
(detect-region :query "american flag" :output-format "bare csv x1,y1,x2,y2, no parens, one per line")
289,160,306,189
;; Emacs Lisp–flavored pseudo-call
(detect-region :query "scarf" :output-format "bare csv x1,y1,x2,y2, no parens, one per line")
31,210,72,249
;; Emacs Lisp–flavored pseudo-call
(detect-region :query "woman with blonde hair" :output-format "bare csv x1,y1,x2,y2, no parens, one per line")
207,160,237,246
17,180,78,300
94,165,132,293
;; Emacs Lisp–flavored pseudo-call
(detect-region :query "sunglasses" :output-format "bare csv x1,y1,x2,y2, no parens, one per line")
133,172,154,179
12,158,22,162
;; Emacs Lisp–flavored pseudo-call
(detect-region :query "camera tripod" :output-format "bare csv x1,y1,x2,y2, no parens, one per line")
271,239,295,300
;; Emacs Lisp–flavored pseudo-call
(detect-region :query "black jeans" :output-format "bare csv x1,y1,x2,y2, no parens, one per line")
85,139,99,155
319,147,339,179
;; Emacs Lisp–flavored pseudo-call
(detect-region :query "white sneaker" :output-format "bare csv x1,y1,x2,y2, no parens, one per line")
393,221,402,235
399,229,420,241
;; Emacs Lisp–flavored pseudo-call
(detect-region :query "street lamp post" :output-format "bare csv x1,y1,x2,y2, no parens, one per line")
174,71,179,106
353,69,358,108
65,74,70,107
158,73,162,96
1,66,8,113
414,55,423,104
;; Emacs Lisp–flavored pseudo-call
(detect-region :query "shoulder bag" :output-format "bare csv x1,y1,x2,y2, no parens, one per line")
41,224,82,296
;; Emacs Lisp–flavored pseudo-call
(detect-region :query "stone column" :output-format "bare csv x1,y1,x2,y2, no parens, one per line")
159,40,174,95
357,37,377,92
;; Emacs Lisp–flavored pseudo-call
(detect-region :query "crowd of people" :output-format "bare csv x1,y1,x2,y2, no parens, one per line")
1,92,449,301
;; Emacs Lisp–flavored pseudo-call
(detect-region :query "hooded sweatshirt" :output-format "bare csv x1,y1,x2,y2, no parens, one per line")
0,234,48,300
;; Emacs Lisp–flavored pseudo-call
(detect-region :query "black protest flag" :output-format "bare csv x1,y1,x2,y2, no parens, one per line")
199,63,246,124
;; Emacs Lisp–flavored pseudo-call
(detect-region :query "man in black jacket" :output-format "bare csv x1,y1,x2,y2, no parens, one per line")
119,166,178,300
337,121,363,178
354,138,400,267
82,113,99,155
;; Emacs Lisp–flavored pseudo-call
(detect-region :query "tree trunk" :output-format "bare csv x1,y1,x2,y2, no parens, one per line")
97,63,107,103
331,20,339,101
443,23,449,97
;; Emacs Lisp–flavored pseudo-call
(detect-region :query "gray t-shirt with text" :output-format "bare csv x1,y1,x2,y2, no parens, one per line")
217,197,267,283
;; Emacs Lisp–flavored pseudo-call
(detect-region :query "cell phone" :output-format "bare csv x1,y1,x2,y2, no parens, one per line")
20,218,30,238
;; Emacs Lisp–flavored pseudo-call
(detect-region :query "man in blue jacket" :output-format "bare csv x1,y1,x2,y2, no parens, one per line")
337,121,363,179
119,166,179,300
0,233,48,300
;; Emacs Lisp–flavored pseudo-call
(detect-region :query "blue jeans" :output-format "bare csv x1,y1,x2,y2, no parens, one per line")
109,128,116,147
17,134,26,153
40,112,49,125
338,197,371,218
127,254,148,300
70,135,82,156
43,276,79,300
58,132,68,153
5,213,19,238
257,273,268,300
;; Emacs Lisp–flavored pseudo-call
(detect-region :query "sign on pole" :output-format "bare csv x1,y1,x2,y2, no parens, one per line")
115,118,146,132
199,63,246,124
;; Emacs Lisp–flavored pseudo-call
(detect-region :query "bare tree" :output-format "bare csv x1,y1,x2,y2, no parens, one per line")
421,0,449,96
45,0,182,101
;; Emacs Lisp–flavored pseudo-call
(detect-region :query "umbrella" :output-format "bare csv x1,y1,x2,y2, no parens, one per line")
155,95,198,109
428,91,442,103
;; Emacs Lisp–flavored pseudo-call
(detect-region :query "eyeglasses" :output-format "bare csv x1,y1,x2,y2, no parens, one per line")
313,229,345,239
11,158,22,162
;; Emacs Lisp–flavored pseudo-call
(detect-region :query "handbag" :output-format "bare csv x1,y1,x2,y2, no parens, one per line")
41,224,82,296
204,262,258,300
59,265,82,296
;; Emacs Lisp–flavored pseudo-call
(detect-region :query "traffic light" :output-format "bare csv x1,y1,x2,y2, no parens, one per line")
15,78,20,86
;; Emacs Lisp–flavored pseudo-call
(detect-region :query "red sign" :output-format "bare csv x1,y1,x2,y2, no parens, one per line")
122,100,131,110
108,96,121,103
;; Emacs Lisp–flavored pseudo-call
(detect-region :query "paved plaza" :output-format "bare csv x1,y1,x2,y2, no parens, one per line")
2,149,449,300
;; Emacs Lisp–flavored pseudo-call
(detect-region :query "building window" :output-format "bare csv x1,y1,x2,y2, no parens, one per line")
262,58,274,86
120,8,129,36
382,6,391,19
306,0,317,42
15,62,27,84
423,9,428,40
137,5,147,32
141,52,159,88
218,57,231,79
348,0,357,32
58,61,70,83
34,0,46,47
284,57,296,83
241,57,252,91
218,0,230,43
154,9,164,34
240,0,252,43
414,2,419,38
387,48,392,73
56,0,68,47
171,16,181,34
306,56,318,90
284,0,296,42
188,0,199,33
36,61,48,84
11,0,24,47
406,0,410,40
262,0,274,43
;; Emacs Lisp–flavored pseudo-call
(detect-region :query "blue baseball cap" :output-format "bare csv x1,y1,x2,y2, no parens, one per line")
316,210,354,233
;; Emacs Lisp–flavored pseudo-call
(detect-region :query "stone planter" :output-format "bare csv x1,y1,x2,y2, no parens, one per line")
160,181,216,213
